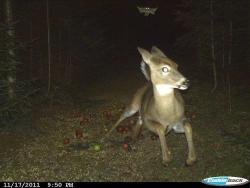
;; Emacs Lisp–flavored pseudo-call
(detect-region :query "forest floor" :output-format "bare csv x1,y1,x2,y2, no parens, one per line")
0,63,250,182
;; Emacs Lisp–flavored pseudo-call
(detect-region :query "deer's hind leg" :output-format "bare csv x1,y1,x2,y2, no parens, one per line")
104,84,149,140
183,120,197,166
103,103,138,141
132,115,143,141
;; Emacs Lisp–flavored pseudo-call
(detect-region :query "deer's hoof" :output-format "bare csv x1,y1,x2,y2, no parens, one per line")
162,157,172,166
162,160,170,167
185,158,197,166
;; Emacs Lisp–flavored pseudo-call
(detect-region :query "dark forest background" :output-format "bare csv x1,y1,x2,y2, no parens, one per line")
0,0,250,123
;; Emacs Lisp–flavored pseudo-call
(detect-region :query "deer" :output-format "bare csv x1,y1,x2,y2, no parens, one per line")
103,46,197,166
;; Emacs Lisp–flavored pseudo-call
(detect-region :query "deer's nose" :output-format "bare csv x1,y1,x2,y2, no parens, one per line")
182,79,190,87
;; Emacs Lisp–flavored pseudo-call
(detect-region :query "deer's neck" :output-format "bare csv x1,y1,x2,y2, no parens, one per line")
153,84,176,106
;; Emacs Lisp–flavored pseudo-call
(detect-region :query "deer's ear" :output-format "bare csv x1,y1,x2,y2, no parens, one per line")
137,47,151,64
151,46,167,58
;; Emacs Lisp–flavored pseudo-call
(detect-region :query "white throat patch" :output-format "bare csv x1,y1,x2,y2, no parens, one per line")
155,84,174,96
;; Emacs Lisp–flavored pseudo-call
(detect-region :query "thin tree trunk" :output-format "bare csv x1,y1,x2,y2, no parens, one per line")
58,30,62,83
5,0,15,57
222,31,225,70
68,55,72,84
227,21,233,113
30,20,33,80
227,73,232,113
198,35,202,66
197,4,202,67
210,0,217,93
66,21,72,85
59,30,62,68
46,0,51,94
222,31,226,92
4,0,16,100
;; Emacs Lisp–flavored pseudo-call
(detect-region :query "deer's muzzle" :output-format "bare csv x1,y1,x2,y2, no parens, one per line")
178,79,190,90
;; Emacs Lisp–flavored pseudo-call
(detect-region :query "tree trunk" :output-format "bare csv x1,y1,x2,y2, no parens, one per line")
29,20,33,80
66,20,72,85
4,0,16,100
210,0,217,93
59,30,62,69
227,21,233,113
46,0,51,94
222,30,226,92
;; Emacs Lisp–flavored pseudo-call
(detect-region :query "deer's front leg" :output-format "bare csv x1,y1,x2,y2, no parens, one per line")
151,123,172,165
183,120,197,166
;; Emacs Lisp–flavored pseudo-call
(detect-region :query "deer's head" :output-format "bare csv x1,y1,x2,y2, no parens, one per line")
138,46,189,91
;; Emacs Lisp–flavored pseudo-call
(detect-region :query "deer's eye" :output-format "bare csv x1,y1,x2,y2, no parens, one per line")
162,67,169,73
